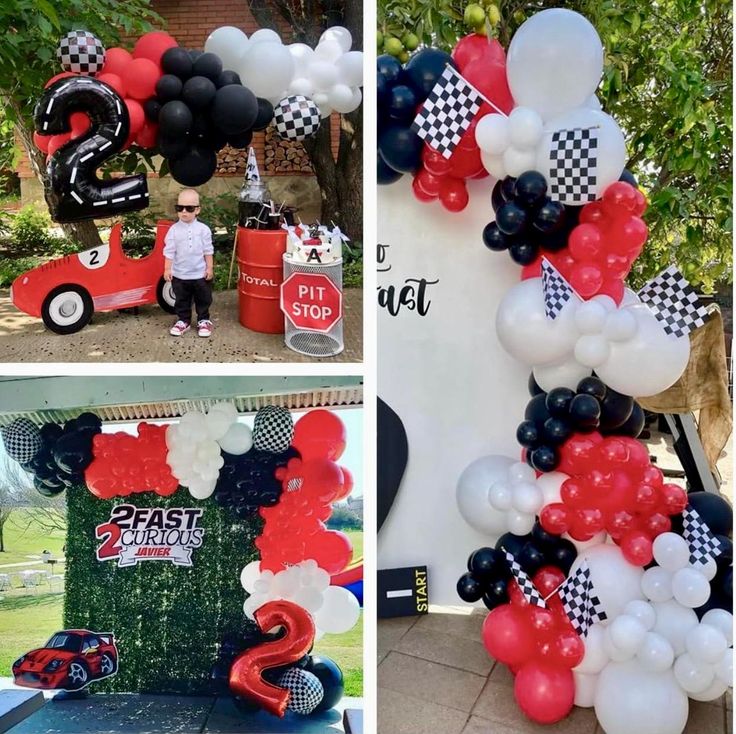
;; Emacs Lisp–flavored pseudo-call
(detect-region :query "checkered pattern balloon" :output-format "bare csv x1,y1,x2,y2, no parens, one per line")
56,31,106,76
278,668,324,715
252,406,294,453
542,258,574,320
274,96,321,141
549,126,599,204
1,418,42,465
637,266,710,339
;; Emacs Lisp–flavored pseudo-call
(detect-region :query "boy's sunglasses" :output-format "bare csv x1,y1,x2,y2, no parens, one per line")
175,204,199,212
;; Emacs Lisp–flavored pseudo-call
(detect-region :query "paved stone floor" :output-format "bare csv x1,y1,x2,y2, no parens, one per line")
0,288,362,363
378,611,731,734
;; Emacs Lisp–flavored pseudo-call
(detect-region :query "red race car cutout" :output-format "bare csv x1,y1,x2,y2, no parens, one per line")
10,220,176,334
12,629,118,691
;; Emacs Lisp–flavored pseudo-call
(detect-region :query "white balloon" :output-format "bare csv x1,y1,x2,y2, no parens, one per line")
238,42,294,101
575,300,608,334
312,92,329,107
509,462,536,483
328,83,356,113
217,422,253,455
563,530,607,553
573,671,598,707
586,94,602,111
511,481,543,514
688,676,729,702
314,585,360,634
209,401,239,422
507,510,534,536
624,600,657,631
671,567,711,608
536,471,568,505
575,623,610,674
686,624,728,665
642,567,674,603
319,26,352,53
188,479,216,500
609,615,648,656
250,28,282,45
307,60,339,90
347,87,362,111
637,632,675,673
594,660,688,734
574,334,611,368
289,77,314,97
240,561,262,593
653,533,691,572
701,609,734,646
502,146,537,178
315,39,343,63
696,557,718,581
456,455,514,534
204,26,249,72
604,310,638,342
293,587,324,614
508,107,544,149
288,43,315,64
536,107,626,205
475,114,510,155
489,482,513,511
533,359,592,391
507,9,603,121
319,103,334,119
572,544,644,621
335,51,363,87
480,152,506,179
673,652,715,694
205,410,232,441
652,600,699,656
714,648,732,686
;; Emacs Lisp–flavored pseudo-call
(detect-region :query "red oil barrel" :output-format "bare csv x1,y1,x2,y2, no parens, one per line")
237,227,286,333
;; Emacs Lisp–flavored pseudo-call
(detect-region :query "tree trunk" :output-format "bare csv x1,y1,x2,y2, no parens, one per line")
0,519,4,553
9,98,102,248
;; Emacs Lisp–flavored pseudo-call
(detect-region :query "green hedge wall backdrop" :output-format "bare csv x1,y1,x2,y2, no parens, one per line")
64,483,260,694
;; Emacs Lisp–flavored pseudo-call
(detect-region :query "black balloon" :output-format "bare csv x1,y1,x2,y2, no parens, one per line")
528,373,544,396
169,145,217,186
687,492,733,537
524,393,549,426
491,180,505,212
613,402,645,438
192,52,223,81
533,199,566,233
546,388,575,417
378,153,403,185
514,171,547,209
182,76,216,110
577,376,607,401
496,202,528,236
211,84,258,136
402,48,454,96
619,168,638,188
216,70,241,88
162,47,193,79
495,532,528,558
143,98,161,122
40,423,63,443
155,74,183,102
377,54,402,84
388,85,417,122
516,420,539,448
568,394,601,430
457,573,483,602
530,445,558,472
599,386,635,431
227,129,253,149
378,125,423,174
544,417,571,445
508,240,537,265
306,656,344,712
252,98,274,131
468,547,505,579
482,579,508,610
482,222,508,252
158,134,189,160
159,100,194,137
188,49,204,63
549,540,577,575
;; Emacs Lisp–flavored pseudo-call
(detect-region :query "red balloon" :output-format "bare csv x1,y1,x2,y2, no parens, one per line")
132,31,178,66
513,662,574,724
135,120,158,149
660,483,688,515
122,58,161,101
482,605,536,666
643,512,672,538
414,167,442,197
633,189,647,215
309,529,353,574
548,629,585,668
579,200,606,224
439,177,469,212
229,600,315,718
603,181,638,212
292,409,346,461
527,606,558,636
568,223,602,261
125,99,145,135
521,257,543,280
621,530,653,566
44,71,76,88
462,58,513,115
539,503,570,535
448,143,484,179
98,72,126,98
33,131,51,153
412,174,436,202
47,133,71,157
532,566,565,598
558,432,603,475
100,47,133,77
452,34,506,70
299,459,346,504
69,111,90,139
333,466,354,502
421,146,451,177
569,263,603,298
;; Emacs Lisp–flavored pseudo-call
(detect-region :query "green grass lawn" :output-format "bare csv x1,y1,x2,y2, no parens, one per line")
0,509,66,566
345,529,363,562
313,610,363,696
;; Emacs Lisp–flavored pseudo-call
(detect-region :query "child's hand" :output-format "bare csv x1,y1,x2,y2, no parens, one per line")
164,268,172,282
205,267,214,281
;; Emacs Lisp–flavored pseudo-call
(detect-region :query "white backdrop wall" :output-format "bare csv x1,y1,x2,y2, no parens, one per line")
378,175,530,606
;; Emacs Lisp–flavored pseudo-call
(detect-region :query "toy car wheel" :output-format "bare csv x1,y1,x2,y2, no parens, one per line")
65,661,89,689
156,277,177,314
41,285,93,334
99,653,117,676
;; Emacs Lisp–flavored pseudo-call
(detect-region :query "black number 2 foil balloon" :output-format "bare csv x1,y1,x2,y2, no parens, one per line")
34,77,149,222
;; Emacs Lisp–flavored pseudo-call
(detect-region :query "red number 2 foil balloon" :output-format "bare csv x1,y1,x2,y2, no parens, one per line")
228,599,316,717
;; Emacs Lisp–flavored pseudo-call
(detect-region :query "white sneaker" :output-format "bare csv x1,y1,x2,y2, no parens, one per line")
170,320,190,336
197,320,213,337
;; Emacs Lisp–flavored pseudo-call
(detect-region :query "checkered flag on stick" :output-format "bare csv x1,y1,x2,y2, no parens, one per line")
555,563,607,637
503,550,546,608
549,126,599,203
412,66,482,159
542,258,574,320
245,147,260,183
637,266,710,339
683,506,724,566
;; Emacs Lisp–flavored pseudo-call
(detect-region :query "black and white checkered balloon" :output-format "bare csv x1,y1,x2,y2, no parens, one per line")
274,96,321,141
252,406,294,453
2,418,42,465
278,668,324,715
56,31,106,76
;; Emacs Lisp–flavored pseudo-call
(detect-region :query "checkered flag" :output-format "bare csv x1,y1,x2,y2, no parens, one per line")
637,266,710,339
556,563,607,637
56,31,106,76
542,258,574,320
549,127,599,203
683,506,724,566
274,96,321,142
253,406,294,454
412,66,482,159
503,550,546,608
245,147,260,183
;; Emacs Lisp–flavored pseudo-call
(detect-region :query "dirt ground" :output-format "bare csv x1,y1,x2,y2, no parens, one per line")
0,287,363,363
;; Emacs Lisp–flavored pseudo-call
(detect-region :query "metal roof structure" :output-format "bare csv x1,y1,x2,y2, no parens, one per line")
0,376,363,425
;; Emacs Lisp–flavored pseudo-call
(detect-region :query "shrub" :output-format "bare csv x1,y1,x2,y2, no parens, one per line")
9,205,53,252
0,256,43,287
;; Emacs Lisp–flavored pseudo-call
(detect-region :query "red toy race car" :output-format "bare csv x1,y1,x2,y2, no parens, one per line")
10,220,176,334
12,629,118,690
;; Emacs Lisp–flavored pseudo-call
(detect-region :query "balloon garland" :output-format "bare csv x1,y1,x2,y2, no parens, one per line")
1,403,358,718
377,8,732,731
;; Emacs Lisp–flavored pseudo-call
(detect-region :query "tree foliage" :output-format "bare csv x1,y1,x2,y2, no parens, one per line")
378,0,732,291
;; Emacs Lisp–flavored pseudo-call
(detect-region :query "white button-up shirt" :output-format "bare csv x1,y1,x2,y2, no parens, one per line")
163,219,214,279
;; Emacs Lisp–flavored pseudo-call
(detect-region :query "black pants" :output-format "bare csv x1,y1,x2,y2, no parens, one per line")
172,277,212,323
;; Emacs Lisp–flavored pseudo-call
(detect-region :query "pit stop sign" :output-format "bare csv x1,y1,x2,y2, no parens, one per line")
280,272,343,333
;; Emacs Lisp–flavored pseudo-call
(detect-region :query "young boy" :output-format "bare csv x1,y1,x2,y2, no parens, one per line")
163,189,215,337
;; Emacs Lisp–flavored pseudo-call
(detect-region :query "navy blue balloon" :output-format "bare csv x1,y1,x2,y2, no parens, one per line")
508,240,538,265
457,572,483,602
402,48,454,97
377,54,402,84
378,125,422,174
388,85,417,122
306,656,344,712
496,202,529,236
378,153,403,185
482,222,508,251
